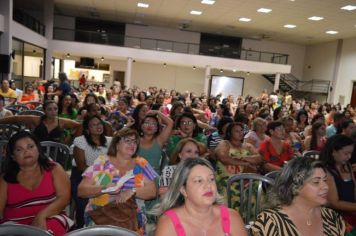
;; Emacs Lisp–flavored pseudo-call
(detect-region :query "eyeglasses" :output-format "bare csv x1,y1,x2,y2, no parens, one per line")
89,123,104,128
143,122,157,127
180,121,194,126
121,137,138,145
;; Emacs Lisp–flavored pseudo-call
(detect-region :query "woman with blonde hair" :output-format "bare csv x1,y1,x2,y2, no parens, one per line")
153,158,247,236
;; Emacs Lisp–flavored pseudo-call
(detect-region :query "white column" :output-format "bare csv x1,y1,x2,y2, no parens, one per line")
204,65,211,95
44,0,54,80
0,0,13,80
125,57,133,89
274,73,281,92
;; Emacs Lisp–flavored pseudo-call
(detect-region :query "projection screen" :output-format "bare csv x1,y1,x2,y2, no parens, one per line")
210,75,244,99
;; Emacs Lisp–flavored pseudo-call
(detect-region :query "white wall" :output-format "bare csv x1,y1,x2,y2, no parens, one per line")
0,14,4,32
242,39,306,79
12,21,48,49
333,37,356,106
303,41,338,81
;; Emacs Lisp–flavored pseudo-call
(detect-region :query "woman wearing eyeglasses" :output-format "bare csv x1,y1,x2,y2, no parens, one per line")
137,110,173,174
77,128,158,235
70,115,112,228
166,112,208,159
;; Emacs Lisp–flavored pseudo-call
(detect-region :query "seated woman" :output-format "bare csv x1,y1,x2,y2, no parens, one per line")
259,121,294,172
17,84,39,108
0,100,81,144
0,131,73,235
160,138,207,194
70,115,112,228
252,157,345,236
319,134,356,228
77,128,157,235
166,112,207,158
281,116,304,157
244,117,269,150
137,110,173,175
153,158,247,236
304,122,327,151
215,122,262,209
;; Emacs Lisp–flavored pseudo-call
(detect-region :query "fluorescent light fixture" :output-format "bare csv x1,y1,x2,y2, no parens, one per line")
326,30,338,34
239,17,251,22
284,24,296,28
201,0,215,5
341,5,356,11
137,3,149,8
308,16,324,21
257,8,272,13
190,10,202,15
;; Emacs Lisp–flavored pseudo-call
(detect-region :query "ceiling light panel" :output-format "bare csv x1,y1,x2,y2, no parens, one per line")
190,10,202,15
239,17,251,22
257,8,272,13
201,0,215,5
284,24,296,28
341,5,356,11
326,30,338,34
137,3,149,8
308,16,324,21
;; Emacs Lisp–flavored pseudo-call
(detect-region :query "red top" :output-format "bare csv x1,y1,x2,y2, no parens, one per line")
259,139,293,167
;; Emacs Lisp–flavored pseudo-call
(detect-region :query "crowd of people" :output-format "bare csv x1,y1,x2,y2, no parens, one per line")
0,72,355,236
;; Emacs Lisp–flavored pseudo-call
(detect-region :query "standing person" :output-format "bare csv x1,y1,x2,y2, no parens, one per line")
152,158,247,236
319,134,356,227
0,131,73,235
259,121,294,172
70,115,112,228
77,128,157,235
251,157,345,236
0,79,17,105
56,72,72,96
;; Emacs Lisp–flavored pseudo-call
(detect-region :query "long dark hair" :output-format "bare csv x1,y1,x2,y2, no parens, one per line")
138,114,161,137
175,112,200,137
3,131,54,183
319,134,354,171
131,103,147,132
310,122,325,150
58,94,75,116
82,115,108,149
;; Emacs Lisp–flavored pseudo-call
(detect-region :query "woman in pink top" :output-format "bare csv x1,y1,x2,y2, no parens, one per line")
152,158,247,236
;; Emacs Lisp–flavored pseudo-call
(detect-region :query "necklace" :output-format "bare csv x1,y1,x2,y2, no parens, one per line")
306,208,314,226
183,206,213,236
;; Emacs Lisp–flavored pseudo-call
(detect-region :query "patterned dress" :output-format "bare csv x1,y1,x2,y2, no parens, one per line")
82,155,158,235
251,207,345,236
1,169,74,236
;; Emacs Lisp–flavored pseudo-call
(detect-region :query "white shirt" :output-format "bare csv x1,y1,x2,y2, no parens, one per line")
72,135,112,167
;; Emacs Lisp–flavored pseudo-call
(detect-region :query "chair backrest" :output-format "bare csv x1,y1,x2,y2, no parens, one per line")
303,150,320,159
264,170,280,180
40,141,71,170
64,225,139,236
5,104,30,112
0,124,21,140
0,224,52,236
18,109,45,116
0,140,8,173
227,173,274,224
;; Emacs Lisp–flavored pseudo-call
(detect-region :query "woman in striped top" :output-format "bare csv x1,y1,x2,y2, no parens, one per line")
251,157,345,236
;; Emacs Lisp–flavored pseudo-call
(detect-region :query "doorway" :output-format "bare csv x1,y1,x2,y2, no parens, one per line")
113,71,125,89
351,82,356,108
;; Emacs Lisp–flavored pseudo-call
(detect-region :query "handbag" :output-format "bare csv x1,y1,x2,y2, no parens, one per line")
88,196,138,231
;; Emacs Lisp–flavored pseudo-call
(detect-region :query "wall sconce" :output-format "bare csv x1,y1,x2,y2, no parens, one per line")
66,53,70,58
101,57,104,61
193,66,196,70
